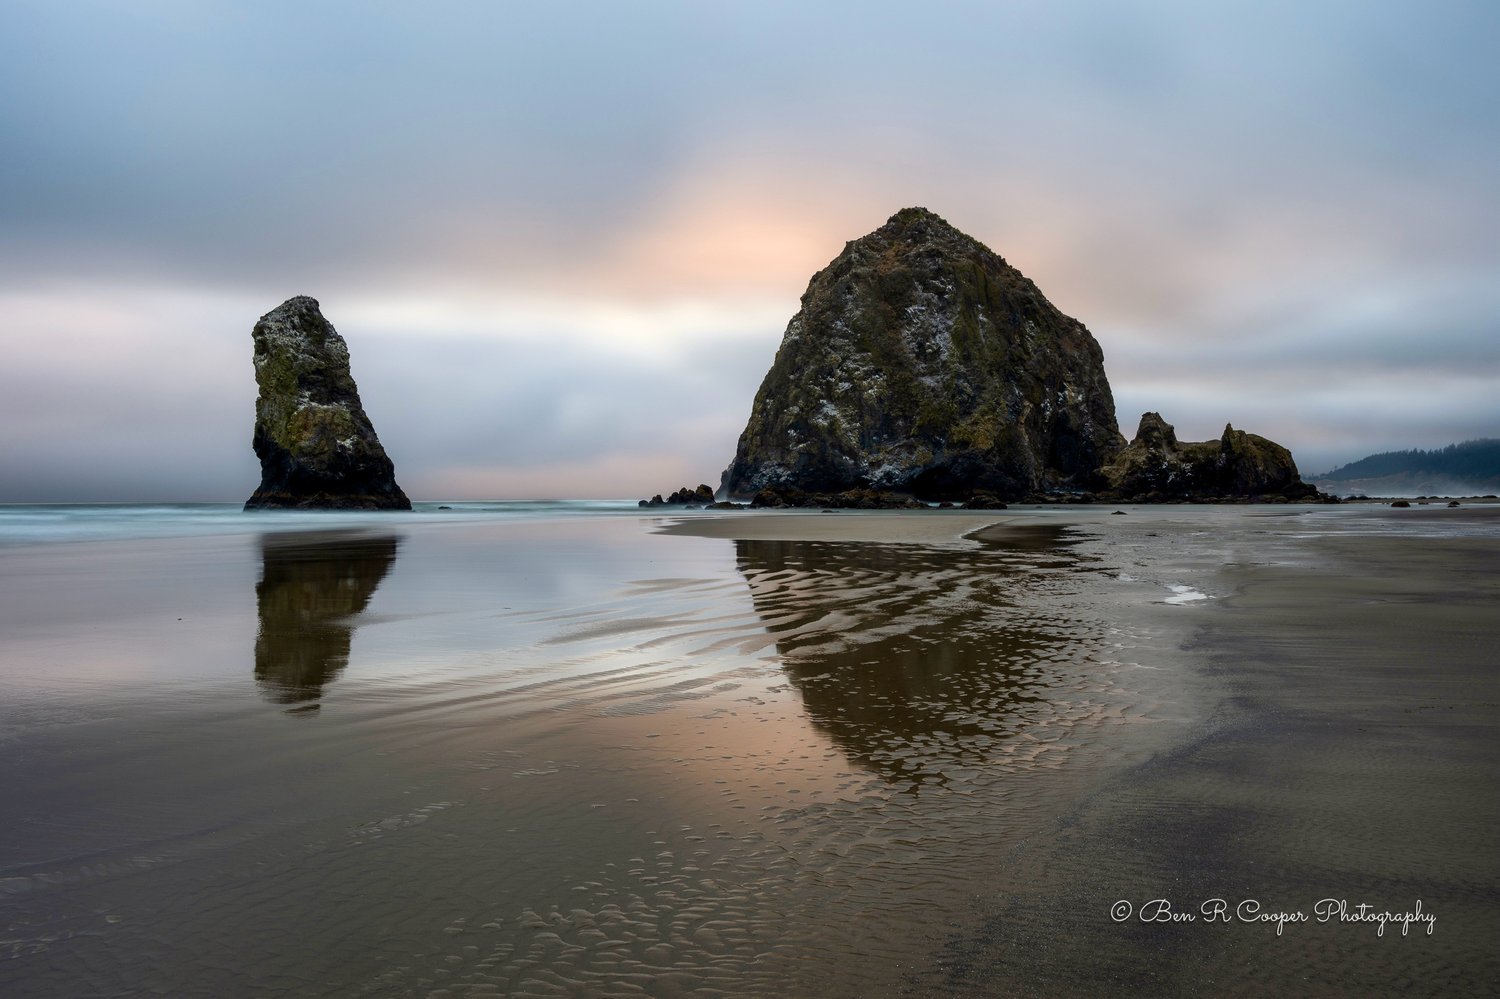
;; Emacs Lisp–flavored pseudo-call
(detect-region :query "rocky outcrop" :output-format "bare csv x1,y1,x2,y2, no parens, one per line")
1098,413,1322,502
245,296,411,510
721,208,1124,501
961,492,1010,510
639,484,716,507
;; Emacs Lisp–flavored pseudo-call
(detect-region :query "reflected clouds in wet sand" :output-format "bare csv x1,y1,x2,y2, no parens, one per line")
254,531,400,711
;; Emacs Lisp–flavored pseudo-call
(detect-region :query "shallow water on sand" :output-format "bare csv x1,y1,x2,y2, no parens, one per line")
0,511,1186,996
0,505,1494,995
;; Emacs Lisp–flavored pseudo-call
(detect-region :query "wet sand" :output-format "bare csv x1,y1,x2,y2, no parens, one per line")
670,505,1500,994
940,508,1500,996
653,509,1028,544
1,505,1496,995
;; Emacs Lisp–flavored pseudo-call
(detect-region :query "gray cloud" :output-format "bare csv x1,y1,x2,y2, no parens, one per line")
6,2,1493,288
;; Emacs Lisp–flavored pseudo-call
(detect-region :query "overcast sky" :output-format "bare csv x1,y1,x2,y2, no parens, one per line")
2,1,1496,501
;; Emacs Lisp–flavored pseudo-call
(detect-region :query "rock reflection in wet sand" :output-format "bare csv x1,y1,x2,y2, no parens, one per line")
733,531,1114,788
254,531,400,709
470,528,1161,997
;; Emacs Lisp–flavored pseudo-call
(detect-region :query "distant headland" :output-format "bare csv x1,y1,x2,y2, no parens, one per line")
1312,439,1500,498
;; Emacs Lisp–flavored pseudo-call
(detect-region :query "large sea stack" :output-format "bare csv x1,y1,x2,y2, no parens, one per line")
244,296,411,510
721,208,1124,501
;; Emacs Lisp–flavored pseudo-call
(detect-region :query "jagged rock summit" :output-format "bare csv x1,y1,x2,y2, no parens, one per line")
1098,413,1319,502
244,296,411,510
721,207,1124,501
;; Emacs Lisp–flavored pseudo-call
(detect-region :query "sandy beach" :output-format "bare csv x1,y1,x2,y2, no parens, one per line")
935,506,1500,995
1,503,1496,996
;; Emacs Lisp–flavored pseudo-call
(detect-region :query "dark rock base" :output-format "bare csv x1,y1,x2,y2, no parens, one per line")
246,439,411,510
245,490,412,511
749,487,925,510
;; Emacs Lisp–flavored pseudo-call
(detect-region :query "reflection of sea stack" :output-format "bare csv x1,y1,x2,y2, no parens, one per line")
732,537,1089,784
244,296,411,510
722,207,1124,501
254,532,399,708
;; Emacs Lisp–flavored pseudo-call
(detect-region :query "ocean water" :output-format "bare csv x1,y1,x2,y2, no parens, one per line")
0,501,644,547
1,503,1495,996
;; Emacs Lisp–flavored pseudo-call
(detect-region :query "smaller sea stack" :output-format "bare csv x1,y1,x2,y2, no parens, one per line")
245,296,411,510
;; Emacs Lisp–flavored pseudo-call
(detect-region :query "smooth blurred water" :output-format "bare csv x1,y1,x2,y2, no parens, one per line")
0,501,650,546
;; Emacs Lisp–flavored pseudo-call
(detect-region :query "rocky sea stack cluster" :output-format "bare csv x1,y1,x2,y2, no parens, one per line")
639,484,733,509
245,296,410,510
1098,413,1320,503
708,207,1323,505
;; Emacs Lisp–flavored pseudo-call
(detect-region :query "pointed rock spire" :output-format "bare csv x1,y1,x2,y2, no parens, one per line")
244,296,411,510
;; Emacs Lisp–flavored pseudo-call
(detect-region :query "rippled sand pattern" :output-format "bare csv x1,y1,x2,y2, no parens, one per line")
436,534,1179,998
